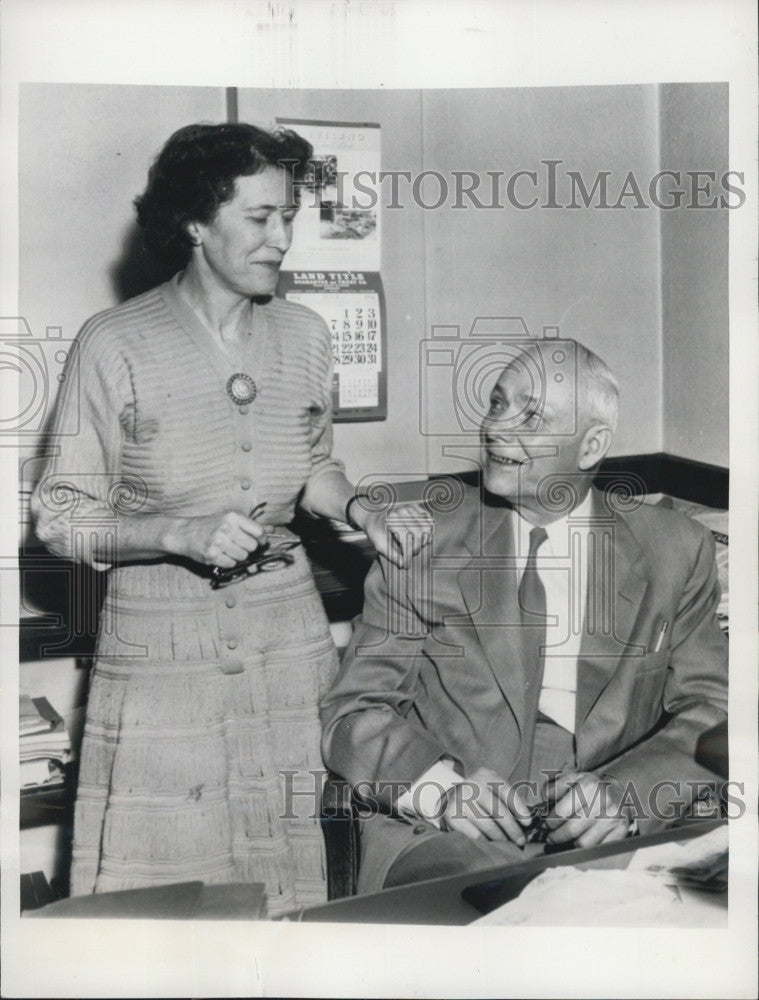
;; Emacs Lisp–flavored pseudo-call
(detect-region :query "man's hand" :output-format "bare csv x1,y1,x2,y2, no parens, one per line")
542,770,632,848
440,766,532,845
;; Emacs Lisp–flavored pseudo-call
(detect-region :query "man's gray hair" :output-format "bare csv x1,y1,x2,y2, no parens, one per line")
575,341,619,432
519,338,619,432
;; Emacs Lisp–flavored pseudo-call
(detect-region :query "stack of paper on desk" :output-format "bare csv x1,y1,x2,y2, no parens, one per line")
473,826,728,927
626,823,728,891
19,694,72,789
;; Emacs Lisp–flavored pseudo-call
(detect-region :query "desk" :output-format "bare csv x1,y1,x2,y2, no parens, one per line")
294,819,726,925
28,880,268,920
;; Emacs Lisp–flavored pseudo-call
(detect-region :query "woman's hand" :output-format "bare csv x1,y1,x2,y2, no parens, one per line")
166,511,268,568
360,503,433,568
299,471,434,568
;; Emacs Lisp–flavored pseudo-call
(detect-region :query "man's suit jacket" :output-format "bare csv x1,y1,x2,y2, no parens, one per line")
321,484,728,839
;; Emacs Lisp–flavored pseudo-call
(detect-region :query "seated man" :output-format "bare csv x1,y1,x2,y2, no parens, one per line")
321,338,728,893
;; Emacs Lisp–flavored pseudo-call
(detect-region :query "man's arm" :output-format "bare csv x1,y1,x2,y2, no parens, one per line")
321,548,533,845
320,550,449,812
603,525,727,831
548,523,728,842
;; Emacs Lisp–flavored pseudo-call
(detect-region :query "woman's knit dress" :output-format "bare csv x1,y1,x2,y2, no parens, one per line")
32,275,342,916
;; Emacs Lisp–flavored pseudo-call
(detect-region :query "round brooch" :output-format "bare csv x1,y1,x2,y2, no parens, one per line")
226,372,258,406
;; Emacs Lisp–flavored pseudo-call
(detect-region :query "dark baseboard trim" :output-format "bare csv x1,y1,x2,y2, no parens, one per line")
430,453,728,509
598,453,728,509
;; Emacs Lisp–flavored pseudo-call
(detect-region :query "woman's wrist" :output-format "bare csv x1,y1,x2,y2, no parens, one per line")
159,515,189,558
344,493,370,530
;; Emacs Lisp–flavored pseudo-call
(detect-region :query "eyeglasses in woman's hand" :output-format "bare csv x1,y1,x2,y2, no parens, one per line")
210,534,301,589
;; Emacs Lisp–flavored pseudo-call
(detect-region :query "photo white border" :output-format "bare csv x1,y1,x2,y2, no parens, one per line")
1,2,756,997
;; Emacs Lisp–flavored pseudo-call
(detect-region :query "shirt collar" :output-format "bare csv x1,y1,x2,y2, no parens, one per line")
512,488,594,556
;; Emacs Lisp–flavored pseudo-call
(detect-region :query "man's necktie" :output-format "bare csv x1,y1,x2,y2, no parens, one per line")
519,525,548,638
519,527,549,782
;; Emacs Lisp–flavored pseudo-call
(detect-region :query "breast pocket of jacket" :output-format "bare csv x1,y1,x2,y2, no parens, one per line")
625,650,670,736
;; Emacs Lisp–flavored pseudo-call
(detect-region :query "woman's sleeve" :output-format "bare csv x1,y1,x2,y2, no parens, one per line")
305,315,345,484
31,317,133,568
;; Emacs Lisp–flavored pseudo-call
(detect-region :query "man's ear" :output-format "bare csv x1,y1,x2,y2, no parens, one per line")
578,423,613,471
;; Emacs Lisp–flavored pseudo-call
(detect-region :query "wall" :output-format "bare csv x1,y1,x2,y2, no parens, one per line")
419,85,664,472
659,83,729,466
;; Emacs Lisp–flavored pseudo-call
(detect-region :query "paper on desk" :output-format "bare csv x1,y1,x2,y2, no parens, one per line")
472,866,727,927
472,825,729,928
625,823,728,882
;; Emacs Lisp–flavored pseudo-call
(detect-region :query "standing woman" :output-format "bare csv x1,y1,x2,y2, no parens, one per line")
32,123,428,916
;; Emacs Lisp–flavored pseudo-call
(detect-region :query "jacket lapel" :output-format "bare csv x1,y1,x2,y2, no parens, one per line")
454,500,530,734
575,491,649,759
449,490,650,763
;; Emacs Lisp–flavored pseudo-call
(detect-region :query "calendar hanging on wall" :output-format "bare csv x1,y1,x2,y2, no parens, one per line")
278,270,387,422
276,117,386,421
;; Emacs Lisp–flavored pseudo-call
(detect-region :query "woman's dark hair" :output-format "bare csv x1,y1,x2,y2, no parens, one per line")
134,122,313,268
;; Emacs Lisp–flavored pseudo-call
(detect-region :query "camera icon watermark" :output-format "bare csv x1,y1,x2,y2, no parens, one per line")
0,317,79,437
419,316,578,439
